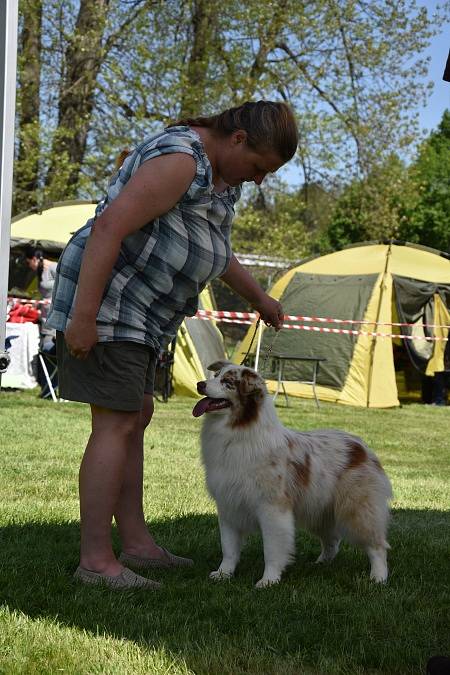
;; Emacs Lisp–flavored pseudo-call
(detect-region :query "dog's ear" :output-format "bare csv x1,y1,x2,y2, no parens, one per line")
239,368,265,398
207,360,232,373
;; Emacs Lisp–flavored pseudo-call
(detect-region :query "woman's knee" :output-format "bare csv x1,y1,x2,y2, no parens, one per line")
91,406,141,438
140,394,154,430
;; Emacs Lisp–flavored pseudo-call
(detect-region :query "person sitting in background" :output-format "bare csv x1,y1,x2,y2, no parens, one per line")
25,246,58,398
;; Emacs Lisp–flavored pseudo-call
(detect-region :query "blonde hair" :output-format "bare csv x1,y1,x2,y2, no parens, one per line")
171,100,298,162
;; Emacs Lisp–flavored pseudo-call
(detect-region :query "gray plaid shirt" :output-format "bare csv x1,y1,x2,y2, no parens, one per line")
47,126,240,350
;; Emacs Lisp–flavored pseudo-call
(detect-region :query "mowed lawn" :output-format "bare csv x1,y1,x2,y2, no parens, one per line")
0,389,449,675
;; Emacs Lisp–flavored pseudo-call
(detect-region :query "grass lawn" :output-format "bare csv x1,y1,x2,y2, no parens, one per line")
0,388,449,675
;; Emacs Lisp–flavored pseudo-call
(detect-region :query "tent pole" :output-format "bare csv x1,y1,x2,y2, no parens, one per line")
254,320,264,371
0,1,18,381
366,241,392,407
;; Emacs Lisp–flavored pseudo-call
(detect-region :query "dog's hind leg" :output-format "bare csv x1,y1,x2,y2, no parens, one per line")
256,506,295,588
315,530,341,563
210,515,244,581
335,474,390,582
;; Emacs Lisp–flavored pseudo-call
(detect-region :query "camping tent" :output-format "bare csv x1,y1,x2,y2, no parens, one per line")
10,201,98,254
9,201,226,397
234,241,450,408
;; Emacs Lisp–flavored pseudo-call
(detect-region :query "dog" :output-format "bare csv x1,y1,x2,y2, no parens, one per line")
193,361,393,588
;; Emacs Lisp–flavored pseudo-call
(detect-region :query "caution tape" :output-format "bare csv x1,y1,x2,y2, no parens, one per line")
195,308,450,330
194,310,448,341
7,298,449,340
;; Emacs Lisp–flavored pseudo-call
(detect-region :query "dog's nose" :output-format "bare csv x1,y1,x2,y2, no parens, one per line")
197,381,207,394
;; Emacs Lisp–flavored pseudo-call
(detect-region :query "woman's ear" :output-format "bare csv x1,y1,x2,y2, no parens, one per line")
232,130,247,146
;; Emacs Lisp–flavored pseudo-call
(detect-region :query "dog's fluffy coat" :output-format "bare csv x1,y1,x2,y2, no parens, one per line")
195,361,393,587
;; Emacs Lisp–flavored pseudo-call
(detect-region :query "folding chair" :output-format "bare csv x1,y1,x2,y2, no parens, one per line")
154,339,176,403
38,350,59,402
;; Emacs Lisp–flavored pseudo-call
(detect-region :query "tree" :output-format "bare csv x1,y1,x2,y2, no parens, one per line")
13,0,448,215
400,110,450,252
320,155,417,250
13,0,42,213
233,183,311,260
321,111,450,254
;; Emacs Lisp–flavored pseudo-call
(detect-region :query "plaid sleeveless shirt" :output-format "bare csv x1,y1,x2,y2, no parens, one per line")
46,127,241,350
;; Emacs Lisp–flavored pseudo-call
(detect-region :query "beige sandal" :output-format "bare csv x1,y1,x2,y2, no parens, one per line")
73,565,161,590
119,547,193,570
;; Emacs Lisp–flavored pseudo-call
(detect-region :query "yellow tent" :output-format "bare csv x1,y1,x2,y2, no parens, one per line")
234,242,450,408
10,201,98,253
9,201,226,397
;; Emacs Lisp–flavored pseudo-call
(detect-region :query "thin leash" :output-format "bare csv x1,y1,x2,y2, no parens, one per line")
240,317,279,372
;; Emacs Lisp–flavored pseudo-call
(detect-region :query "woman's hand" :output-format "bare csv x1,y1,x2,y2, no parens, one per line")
254,295,284,330
64,316,98,359
220,257,284,330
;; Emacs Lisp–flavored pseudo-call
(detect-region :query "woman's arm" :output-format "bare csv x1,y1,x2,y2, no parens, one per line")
220,255,284,329
66,153,196,358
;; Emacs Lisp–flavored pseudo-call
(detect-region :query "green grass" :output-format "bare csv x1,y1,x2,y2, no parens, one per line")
0,389,449,675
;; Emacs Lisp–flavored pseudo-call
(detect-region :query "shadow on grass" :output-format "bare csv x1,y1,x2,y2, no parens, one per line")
0,510,449,674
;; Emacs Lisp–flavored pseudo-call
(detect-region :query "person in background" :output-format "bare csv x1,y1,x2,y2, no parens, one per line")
431,358,449,406
46,100,298,590
25,246,58,398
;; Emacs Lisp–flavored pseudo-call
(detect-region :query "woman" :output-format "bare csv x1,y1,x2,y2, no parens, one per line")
47,100,298,589
25,246,58,398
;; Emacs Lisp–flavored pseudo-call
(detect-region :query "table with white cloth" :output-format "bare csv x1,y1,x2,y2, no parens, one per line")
2,322,40,389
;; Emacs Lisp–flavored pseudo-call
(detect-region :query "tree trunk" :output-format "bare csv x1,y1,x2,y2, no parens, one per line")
13,0,42,215
45,0,110,201
179,0,218,118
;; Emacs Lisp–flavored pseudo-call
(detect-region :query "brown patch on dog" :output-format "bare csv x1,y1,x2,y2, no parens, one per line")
231,369,264,428
231,395,259,428
221,371,238,388
285,434,296,450
238,369,260,395
347,441,367,469
290,453,311,488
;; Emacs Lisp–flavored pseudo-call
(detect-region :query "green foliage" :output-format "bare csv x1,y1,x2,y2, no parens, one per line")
400,110,450,252
320,111,450,254
321,155,418,251
233,187,308,260
14,0,448,210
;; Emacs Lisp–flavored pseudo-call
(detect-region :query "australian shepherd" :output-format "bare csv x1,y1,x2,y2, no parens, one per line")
193,361,393,588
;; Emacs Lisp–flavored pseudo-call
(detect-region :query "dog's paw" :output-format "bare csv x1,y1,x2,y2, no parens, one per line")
209,569,233,581
370,570,388,583
255,576,280,589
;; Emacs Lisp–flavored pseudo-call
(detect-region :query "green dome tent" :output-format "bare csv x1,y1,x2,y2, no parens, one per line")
9,201,226,397
234,241,450,408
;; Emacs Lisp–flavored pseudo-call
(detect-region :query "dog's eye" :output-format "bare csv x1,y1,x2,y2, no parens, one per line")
222,380,235,390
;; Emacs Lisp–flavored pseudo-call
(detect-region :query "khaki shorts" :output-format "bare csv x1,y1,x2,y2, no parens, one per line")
56,332,157,411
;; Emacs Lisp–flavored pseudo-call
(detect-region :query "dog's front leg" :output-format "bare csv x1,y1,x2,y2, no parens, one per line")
210,515,243,581
256,505,295,588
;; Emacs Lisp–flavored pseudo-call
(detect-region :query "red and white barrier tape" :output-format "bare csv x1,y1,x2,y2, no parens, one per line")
195,308,450,330
195,310,448,341
6,298,449,340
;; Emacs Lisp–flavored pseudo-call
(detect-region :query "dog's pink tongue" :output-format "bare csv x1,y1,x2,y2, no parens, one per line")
192,397,213,417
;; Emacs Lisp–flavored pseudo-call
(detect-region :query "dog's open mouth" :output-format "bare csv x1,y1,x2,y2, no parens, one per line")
192,397,232,417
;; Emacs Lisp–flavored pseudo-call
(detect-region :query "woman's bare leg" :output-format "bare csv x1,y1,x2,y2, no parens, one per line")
114,394,165,559
78,404,141,575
